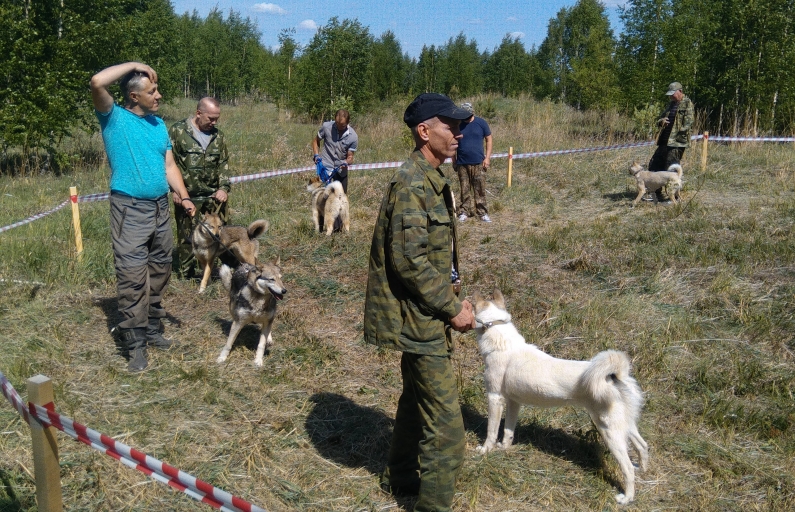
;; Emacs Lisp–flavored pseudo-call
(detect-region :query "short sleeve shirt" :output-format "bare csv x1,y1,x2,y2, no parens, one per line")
318,121,358,169
455,117,491,165
96,103,170,199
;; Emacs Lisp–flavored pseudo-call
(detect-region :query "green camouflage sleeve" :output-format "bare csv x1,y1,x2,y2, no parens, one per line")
387,183,461,320
217,133,231,193
168,122,188,174
682,97,695,133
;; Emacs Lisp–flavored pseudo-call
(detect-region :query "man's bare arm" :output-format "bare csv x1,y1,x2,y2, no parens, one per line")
90,62,156,113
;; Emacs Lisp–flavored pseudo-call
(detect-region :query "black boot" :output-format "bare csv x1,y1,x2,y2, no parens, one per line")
146,317,178,349
119,327,148,372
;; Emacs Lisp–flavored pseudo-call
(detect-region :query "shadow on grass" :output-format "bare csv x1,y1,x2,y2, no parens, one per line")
305,392,392,474
603,191,636,202
213,318,272,357
462,404,619,489
93,295,186,359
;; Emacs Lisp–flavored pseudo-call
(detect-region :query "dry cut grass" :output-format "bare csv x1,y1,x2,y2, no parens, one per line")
0,97,794,511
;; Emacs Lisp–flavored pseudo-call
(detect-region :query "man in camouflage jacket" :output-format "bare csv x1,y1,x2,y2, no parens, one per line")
648,81,694,173
364,93,475,512
169,97,232,278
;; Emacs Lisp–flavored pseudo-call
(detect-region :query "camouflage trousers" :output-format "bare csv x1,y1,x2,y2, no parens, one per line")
172,196,228,278
382,352,465,512
454,164,488,217
648,145,685,172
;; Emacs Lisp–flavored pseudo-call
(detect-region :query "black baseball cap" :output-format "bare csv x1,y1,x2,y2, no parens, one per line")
404,93,472,127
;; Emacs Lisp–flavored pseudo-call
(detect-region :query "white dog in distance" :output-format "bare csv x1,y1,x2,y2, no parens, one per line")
472,289,649,504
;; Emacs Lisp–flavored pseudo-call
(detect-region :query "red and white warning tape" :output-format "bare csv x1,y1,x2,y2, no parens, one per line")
708,135,795,142
0,200,70,234
0,370,267,512
2,134,793,234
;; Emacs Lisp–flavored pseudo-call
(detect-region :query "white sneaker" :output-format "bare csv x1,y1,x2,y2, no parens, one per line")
481,214,492,223
458,213,468,222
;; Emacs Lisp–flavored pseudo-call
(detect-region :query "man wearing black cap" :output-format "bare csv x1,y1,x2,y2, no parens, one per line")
364,93,476,511
646,81,694,201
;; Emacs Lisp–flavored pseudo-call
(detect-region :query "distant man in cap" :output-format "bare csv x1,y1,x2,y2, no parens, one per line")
454,102,493,222
312,109,358,193
364,92,476,511
647,81,694,200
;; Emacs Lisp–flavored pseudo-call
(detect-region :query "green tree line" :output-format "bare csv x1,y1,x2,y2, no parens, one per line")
2,0,793,173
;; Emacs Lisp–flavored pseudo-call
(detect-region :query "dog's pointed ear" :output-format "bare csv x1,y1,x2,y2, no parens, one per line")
273,255,281,267
493,288,506,309
472,291,483,308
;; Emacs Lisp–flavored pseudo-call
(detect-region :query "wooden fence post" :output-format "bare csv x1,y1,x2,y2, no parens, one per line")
28,375,63,512
700,131,709,172
69,187,83,261
507,147,513,187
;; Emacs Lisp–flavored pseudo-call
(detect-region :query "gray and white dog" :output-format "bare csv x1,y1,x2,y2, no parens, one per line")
217,259,286,367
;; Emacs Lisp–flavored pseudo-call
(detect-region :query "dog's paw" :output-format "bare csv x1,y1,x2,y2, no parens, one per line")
476,444,494,455
216,354,228,364
254,358,264,367
615,493,632,505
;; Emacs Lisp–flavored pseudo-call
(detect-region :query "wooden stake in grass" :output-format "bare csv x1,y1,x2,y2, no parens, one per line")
700,131,709,172
28,374,63,512
507,146,513,187
69,186,83,261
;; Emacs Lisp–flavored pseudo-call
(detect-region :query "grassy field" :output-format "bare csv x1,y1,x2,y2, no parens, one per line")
1,96,794,511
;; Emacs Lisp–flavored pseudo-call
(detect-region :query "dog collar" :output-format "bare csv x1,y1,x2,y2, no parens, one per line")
475,319,511,330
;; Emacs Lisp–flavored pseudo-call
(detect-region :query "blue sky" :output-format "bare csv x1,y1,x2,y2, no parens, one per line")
170,1,627,58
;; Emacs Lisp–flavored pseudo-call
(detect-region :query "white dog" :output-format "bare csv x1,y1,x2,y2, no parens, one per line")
473,289,649,504
306,176,350,235
629,161,683,205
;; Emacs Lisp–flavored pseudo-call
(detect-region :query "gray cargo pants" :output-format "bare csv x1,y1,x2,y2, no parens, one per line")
110,193,173,330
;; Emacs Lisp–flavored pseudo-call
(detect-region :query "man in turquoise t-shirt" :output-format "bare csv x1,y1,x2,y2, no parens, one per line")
90,62,195,372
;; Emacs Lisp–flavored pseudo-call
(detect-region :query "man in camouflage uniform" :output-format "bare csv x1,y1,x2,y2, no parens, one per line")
647,81,694,201
169,97,232,278
364,93,476,512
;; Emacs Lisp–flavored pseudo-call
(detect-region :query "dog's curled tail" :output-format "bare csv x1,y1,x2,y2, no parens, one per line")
326,181,345,197
247,219,269,240
667,163,683,178
219,264,233,292
582,350,644,417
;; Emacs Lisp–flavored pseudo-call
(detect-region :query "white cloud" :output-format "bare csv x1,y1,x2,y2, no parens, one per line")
509,31,525,40
298,19,318,31
252,3,287,15
506,16,519,22
468,18,484,25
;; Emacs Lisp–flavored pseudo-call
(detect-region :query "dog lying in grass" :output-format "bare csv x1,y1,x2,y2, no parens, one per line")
629,161,683,205
191,212,269,293
473,289,649,504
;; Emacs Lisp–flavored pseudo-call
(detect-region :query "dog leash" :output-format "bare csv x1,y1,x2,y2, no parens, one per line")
190,212,244,266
